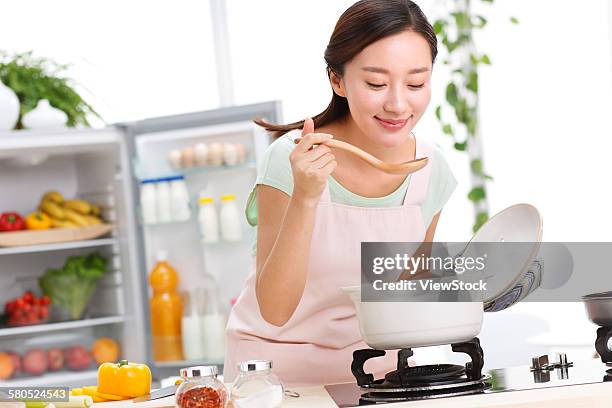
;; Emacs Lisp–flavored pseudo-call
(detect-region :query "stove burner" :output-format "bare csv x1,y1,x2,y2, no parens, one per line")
350,337,488,403
359,382,490,404
595,326,612,364
383,364,465,385
351,337,485,387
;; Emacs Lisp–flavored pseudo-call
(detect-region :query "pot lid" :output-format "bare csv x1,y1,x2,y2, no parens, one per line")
459,204,543,311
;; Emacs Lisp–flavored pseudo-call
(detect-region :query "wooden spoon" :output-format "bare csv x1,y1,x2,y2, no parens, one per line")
294,137,428,175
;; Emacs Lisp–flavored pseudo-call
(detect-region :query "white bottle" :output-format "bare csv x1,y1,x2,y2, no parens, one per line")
200,286,226,360
169,176,191,221
181,289,205,360
220,195,242,241
198,195,219,243
140,179,158,224
156,179,172,223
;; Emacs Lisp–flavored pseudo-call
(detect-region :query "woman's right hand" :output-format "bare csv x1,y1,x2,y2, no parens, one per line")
289,118,337,206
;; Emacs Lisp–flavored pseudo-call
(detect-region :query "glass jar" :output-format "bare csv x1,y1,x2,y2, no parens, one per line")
176,365,227,408
231,360,284,408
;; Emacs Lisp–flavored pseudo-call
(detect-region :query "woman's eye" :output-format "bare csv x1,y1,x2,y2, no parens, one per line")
366,82,385,89
409,83,425,89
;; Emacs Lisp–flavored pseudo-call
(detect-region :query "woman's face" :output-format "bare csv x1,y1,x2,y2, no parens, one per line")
331,30,432,148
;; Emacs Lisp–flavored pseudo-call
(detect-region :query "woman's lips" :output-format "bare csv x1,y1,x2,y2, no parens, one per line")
375,116,410,131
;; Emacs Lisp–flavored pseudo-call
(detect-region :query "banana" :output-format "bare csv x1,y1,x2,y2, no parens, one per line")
63,199,92,215
84,215,102,225
42,191,64,205
90,204,101,216
64,208,90,227
50,218,78,229
40,200,66,220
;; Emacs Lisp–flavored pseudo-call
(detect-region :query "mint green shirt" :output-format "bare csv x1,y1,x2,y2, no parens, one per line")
245,130,457,247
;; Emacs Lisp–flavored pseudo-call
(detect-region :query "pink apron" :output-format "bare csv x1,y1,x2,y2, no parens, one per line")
224,135,434,386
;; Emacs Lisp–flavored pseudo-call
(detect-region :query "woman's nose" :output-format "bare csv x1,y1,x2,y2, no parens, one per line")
383,87,410,115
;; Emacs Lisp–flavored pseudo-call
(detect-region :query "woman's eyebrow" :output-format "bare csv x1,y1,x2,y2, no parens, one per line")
362,66,429,75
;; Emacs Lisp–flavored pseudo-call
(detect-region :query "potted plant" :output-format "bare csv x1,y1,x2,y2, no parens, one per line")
0,51,102,130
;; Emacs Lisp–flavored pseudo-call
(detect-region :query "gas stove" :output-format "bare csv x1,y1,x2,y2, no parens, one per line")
325,334,612,407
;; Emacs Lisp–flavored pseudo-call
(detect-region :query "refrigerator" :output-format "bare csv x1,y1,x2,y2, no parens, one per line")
0,100,282,387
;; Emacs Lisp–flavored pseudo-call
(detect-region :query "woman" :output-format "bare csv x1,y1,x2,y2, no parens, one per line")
224,0,457,386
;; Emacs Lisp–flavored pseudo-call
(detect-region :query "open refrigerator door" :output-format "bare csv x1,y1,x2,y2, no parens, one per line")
121,101,281,380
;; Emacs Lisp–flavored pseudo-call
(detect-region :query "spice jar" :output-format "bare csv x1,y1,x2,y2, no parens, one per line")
230,360,284,408
176,365,228,408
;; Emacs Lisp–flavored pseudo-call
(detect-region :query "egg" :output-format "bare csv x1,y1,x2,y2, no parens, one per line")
222,143,238,166
235,143,246,163
168,149,182,170
181,147,195,168
194,143,209,166
208,143,223,166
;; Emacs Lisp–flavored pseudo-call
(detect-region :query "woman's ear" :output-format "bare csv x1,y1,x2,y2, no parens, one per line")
329,69,346,97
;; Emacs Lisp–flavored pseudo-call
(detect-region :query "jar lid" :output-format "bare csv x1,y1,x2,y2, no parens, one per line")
221,194,236,201
180,365,218,378
238,360,272,373
198,197,214,204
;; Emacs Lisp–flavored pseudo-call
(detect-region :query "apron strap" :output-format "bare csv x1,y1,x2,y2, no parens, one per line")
320,181,332,203
403,133,434,207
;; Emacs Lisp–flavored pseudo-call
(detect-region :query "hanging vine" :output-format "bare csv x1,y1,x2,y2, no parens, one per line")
433,0,518,232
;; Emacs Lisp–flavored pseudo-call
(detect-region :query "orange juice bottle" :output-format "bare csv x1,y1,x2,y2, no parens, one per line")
149,251,184,361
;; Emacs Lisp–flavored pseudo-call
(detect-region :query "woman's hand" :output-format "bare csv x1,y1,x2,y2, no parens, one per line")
290,118,337,207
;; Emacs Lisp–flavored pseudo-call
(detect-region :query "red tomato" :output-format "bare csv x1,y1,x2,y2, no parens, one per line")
23,291,34,303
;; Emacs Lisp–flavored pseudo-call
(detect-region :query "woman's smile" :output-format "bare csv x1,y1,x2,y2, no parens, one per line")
374,115,412,131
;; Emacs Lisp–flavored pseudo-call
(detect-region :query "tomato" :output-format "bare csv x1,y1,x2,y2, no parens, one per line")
41,296,51,305
23,291,34,304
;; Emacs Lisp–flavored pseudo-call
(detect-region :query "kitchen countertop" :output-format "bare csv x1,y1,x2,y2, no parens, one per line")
94,380,612,407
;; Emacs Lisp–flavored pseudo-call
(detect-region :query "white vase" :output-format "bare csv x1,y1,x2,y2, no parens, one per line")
22,99,68,129
0,80,20,130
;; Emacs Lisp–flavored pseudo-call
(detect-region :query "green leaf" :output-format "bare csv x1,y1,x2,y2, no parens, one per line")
433,19,447,35
452,12,471,30
470,54,479,65
484,174,494,181
510,17,519,24
468,186,486,202
454,141,468,151
442,123,454,135
473,212,489,233
446,82,458,107
466,71,478,93
480,54,491,65
472,15,487,28
481,0,494,3
435,105,442,121
471,159,483,175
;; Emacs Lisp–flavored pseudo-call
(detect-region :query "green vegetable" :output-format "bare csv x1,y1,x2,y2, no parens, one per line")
38,253,108,320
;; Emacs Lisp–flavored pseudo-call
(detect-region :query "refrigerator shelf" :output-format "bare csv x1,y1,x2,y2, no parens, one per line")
134,161,257,182
0,237,117,256
0,315,126,338
0,369,98,387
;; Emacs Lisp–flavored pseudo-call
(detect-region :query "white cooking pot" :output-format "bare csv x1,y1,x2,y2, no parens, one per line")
343,203,543,350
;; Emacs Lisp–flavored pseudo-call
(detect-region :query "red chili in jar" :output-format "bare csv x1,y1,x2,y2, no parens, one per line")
176,365,228,408
177,386,222,408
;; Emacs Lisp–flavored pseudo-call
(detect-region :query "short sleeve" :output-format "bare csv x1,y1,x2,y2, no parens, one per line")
420,146,458,227
245,130,299,226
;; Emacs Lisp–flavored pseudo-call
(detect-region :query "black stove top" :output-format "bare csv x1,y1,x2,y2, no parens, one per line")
326,358,612,407
326,331,612,407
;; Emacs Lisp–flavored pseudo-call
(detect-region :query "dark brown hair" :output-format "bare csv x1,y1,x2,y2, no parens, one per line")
254,0,438,138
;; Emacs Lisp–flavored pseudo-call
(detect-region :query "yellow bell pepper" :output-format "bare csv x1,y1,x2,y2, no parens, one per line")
98,360,152,398
25,211,52,230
